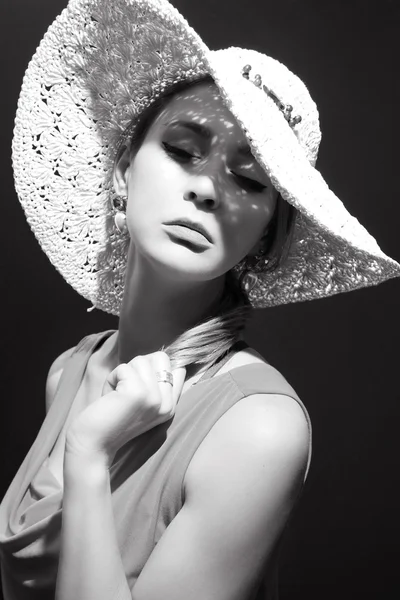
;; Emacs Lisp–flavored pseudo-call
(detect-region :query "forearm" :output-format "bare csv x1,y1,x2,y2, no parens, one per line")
56,451,132,600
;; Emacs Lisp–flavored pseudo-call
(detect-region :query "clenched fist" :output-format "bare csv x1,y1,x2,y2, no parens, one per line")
65,351,186,469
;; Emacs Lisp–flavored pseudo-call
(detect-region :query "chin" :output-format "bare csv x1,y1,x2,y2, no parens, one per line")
150,245,223,282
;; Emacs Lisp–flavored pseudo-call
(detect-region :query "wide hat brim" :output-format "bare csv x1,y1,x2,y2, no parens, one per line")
12,0,400,314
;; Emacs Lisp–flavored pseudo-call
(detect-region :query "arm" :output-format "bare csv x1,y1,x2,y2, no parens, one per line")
56,392,310,600
56,451,132,600
45,346,75,413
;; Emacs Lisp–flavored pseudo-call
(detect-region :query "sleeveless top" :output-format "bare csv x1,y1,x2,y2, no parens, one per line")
0,330,312,600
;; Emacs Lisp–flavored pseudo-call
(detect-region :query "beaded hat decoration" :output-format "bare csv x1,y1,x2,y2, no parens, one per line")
12,0,400,315
242,64,303,128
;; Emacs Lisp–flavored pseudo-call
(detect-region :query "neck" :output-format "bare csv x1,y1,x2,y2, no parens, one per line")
115,247,225,365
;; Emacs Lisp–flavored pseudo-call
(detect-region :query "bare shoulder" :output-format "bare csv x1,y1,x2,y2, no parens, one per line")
45,346,76,413
184,391,310,501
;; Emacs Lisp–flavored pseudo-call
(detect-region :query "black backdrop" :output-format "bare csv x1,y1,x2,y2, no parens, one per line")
1,1,399,598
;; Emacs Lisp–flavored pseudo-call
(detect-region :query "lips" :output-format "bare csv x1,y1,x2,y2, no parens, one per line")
164,219,213,243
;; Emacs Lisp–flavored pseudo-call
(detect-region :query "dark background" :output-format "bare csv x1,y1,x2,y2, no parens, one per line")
1,0,399,598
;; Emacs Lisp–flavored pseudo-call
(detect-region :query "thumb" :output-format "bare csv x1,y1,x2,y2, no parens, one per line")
171,367,187,406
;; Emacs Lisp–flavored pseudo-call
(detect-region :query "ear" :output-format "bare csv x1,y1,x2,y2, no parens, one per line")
113,144,131,196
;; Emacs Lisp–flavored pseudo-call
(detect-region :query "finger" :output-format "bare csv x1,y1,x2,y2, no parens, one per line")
105,363,133,390
128,355,163,406
148,355,186,408
149,352,176,418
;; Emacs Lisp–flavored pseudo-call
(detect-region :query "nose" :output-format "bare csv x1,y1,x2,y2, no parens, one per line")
183,174,220,210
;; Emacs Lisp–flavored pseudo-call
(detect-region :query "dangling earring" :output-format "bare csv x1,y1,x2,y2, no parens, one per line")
246,248,269,272
253,248,265,262
112,194,128,234
246,228,271,272
115,211,128,234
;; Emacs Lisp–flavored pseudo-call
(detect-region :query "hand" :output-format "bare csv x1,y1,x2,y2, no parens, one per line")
65,351,186,469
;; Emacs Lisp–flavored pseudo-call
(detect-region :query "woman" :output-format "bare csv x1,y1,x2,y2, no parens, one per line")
1,1,399,599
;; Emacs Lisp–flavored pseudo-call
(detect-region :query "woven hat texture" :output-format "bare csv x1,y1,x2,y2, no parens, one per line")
12,0,400,314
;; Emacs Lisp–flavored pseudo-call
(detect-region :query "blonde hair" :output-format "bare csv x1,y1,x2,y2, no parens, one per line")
162,272,251,371
121,75,296,372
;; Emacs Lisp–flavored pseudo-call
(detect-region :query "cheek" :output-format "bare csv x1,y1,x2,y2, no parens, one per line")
128,148,163,198
223,194,277,256
125,146,175,215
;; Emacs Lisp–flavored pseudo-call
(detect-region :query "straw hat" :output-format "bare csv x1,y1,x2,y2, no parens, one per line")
12,0,400,314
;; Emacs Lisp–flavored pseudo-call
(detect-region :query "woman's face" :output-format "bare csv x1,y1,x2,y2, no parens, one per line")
114,81,278,283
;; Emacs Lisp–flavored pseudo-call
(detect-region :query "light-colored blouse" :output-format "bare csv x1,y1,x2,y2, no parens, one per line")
0,330,312,600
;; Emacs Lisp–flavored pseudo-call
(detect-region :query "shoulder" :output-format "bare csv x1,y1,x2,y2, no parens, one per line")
184,391,310,502
45,345,76,413
213,345,309,465
220,346,304,417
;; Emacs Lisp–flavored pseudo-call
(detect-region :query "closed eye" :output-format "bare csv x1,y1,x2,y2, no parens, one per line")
162,142,197,161
162,142,267,193
231,172,267,193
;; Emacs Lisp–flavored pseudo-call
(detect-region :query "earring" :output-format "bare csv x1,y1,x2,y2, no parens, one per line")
112,194,128,234
112,194,127,211
245,248,269,272
252,249,265,262
114,211,128,234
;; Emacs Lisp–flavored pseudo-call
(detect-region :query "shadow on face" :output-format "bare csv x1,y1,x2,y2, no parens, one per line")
113,81,278,282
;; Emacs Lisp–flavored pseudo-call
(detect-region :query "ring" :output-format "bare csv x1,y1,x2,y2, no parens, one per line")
155,370,173,386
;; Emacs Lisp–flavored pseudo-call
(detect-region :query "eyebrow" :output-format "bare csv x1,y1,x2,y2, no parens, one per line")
167,120,253,157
